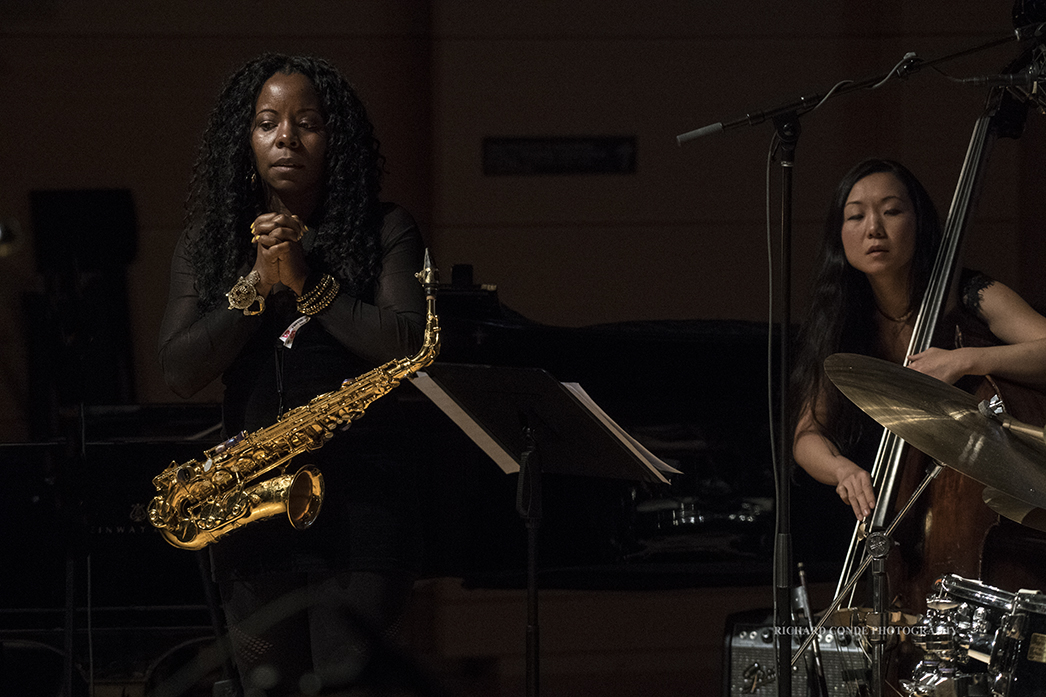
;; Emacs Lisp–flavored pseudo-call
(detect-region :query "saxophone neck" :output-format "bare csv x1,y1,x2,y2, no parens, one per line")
414,248,441,366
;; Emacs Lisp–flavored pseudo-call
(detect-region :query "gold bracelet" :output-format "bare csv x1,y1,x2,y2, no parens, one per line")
297,276,339,315
226,270,265,315
297,274,340,316
296,273,331,304
295,273,329,308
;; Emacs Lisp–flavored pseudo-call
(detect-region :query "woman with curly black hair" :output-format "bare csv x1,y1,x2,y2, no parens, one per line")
159,53,427,694
791,158,1046,521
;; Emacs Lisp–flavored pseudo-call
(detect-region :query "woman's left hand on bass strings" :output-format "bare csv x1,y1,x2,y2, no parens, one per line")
250,212,311,295
907,346,971,386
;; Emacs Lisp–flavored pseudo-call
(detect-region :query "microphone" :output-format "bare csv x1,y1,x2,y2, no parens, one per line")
676,122,724,145
954,72,1042,85
676,92,825,145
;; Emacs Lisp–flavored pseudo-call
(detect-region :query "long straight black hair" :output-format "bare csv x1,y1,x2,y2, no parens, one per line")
790,158,943,456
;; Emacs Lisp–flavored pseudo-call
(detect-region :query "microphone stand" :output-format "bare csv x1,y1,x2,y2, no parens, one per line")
771,112,799,697
675,23,1037,697
676,28,1029,146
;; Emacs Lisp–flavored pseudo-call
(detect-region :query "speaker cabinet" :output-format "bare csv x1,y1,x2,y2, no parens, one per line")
723,610,869,696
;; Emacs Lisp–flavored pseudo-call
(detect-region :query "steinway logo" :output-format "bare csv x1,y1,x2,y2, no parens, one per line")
93,503,153,535
94,524,152,535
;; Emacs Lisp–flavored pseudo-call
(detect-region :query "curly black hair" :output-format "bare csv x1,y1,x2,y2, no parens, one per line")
184,53,385,309
790,158,943,456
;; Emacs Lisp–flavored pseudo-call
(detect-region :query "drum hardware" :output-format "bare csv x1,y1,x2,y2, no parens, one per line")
867,530,896,697
902,574,1046,697
905,574,1015,696
987,589,1046,697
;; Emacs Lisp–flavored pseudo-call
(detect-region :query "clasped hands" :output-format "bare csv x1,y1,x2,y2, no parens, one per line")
250,212,310,297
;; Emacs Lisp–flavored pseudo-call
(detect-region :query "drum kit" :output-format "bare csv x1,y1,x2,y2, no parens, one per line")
811,353,1046,697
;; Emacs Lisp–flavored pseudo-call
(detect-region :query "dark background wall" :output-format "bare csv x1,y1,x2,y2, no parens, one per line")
1,1,1043,441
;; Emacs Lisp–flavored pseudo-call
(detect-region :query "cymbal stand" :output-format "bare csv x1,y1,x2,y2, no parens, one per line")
792,461,944,697
866,530,893,697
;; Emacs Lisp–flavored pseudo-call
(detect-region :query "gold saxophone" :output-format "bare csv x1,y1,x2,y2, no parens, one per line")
148,252,441,551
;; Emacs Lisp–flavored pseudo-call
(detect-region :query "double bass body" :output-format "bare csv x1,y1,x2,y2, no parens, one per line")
888,321,1046,614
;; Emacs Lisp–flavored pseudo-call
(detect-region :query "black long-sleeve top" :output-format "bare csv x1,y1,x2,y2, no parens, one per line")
157,204,427,579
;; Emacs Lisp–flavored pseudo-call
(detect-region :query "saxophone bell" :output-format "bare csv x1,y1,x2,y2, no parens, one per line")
152,465,325,551
285,465,325,530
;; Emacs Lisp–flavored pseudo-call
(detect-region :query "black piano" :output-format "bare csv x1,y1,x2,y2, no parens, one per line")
404,271,852,590
3,270,852,606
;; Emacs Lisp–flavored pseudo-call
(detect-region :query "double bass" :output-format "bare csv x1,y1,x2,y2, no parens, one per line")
831,46,1046,688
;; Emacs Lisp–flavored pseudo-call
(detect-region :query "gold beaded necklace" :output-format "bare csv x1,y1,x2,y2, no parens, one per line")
876,304,913,323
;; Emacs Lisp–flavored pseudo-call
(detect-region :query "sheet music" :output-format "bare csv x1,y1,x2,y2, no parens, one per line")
411,372,520,474
561,382,682,480
412,371,680,483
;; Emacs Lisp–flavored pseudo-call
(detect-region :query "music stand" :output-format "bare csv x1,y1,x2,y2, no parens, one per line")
412,363,674,697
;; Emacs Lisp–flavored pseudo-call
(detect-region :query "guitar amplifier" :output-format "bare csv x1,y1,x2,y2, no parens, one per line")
723,611,869,696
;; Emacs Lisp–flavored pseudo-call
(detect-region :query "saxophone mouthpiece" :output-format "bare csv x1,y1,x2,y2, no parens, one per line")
416,249,439,296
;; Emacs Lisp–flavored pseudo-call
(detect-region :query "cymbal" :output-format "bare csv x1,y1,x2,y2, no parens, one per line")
823,353,1046,512
983,487,1046,533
